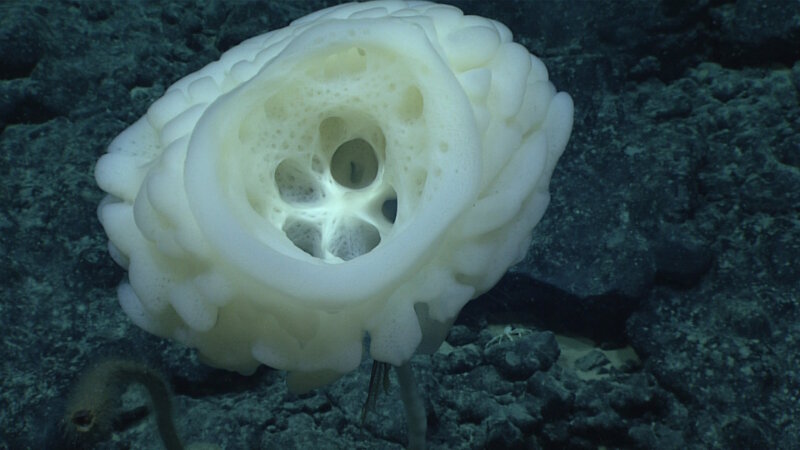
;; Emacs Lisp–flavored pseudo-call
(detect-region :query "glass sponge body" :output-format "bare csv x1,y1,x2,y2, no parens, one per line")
95,0,573,387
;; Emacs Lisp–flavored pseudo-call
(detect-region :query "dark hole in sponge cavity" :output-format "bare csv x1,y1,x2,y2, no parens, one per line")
330,220,380,261
275,160,322,204
381,198,397,223
330,138,378,189
283,220,322,258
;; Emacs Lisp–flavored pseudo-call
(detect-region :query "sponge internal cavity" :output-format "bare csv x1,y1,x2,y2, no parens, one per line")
224,44,434,263
268,111,393,261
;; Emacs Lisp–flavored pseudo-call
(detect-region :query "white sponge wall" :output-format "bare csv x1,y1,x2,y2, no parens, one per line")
95,1,573,384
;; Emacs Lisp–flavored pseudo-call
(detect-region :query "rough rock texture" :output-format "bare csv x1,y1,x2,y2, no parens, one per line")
0,1,797,449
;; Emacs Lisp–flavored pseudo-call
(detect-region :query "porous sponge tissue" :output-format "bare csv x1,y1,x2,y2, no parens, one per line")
94,0,573,389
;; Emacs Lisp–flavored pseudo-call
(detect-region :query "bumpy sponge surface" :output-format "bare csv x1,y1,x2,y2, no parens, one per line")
95,0,573,386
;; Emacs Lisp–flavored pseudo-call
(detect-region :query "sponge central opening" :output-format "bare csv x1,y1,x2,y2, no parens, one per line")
330,138,378,189
226,43,439,264
266,111,400,262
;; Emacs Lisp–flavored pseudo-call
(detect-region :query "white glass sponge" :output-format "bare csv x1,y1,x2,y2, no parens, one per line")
94,0,573,390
